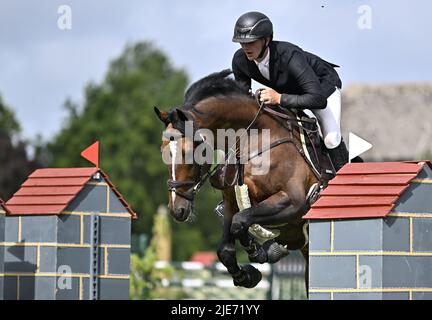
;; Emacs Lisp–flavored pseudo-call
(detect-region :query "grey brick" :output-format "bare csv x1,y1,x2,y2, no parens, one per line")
0,276,3,299
0,245,4,273
383,217,410,251
392,182,432,214
382,292,410,299
82,277,90,300
99,216,131,245
334,219,382,251
57,214,81,244
83,215,91,245
360,256,432,289
55,276,80,300
39,246,57,273
309,256,356,289
309,292,331,300
34,276,56,299
107,248,130,275
65,185,107,213
3,276,18,300
108,189,129,213
21,216,57,243
309,221,331,252
413,218,432,252
381,256,432,287
4,245,37,273
5,217,19,242
333,292,409,300
18,276,37,300
57,247,90,274
412,292,432,300
99,278,129,300
0,214,5,240
98,246,106,275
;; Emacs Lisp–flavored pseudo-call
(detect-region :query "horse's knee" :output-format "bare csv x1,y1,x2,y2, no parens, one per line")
217,243,236,264
323,131,341,149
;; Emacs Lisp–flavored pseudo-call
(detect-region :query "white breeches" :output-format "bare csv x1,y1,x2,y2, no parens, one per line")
311,87,342,149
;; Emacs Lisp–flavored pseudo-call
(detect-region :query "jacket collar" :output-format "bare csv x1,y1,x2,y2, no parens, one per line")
246,41,279,85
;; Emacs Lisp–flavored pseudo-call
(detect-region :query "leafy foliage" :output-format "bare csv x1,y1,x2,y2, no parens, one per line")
0,96,41,200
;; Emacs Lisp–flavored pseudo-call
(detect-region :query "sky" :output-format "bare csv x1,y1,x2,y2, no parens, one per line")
0,0,431,142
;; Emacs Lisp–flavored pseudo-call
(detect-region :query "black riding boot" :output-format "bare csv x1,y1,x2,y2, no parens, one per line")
327,139,349,172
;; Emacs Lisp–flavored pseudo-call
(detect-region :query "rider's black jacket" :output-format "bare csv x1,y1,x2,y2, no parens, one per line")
232,41,342,110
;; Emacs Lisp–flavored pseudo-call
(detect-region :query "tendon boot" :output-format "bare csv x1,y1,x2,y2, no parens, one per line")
262,239,289,263
245,238,268,264
327,139,349,172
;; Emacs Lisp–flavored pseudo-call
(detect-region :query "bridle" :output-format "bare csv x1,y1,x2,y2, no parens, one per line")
167,133,216,201
166,97,265,202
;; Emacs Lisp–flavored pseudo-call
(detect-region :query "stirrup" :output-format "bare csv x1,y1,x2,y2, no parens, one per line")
214,200,224,218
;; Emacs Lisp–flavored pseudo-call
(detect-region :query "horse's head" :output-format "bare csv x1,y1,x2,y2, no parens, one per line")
154,107,212,222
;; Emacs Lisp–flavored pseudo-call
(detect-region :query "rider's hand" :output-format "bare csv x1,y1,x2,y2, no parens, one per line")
259,88,281,106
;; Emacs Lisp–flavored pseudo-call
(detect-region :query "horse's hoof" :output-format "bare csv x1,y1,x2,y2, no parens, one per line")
263,240,289,264
233,265,262,288
248,246,268,264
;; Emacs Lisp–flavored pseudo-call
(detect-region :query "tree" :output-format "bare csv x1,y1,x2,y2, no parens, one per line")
0,95,41,200
47,42,222,260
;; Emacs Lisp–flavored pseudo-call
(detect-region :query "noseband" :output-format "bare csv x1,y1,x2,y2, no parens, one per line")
167,159,211,201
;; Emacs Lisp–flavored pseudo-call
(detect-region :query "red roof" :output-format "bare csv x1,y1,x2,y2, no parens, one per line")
304,161,428,219
190,251,218,266
5,167,137,218
0,198,10,214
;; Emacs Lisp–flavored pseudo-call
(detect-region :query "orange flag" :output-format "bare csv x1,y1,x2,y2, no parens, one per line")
81,141,99,168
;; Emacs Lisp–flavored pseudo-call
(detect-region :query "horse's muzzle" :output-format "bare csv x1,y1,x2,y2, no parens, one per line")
171,203,192,222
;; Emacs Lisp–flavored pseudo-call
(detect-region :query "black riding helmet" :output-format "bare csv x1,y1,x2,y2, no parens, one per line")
232,11,273,59
232,11,273,43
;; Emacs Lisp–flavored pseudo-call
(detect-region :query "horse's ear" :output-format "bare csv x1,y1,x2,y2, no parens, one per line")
154,107,169,124
176,109,189,122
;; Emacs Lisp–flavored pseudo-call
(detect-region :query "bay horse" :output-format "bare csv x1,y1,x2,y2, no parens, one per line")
155,70,320,290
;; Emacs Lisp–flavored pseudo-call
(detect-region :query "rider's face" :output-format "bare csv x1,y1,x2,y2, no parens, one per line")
240,38,267,61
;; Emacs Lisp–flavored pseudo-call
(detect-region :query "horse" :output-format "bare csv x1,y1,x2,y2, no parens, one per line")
155,69,320,290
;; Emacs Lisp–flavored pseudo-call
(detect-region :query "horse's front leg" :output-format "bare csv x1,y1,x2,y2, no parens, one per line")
217,197,262,288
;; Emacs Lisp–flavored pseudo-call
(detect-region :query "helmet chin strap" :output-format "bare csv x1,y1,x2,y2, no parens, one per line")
257,39,269,60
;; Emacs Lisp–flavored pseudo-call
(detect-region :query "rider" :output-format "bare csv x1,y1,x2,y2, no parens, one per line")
231,11,349,171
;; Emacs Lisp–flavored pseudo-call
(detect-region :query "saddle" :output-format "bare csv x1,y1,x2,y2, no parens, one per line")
267,106,336,183
209,102,336,191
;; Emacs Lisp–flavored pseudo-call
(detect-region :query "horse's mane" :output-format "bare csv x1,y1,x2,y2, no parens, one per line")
183,69,251,110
